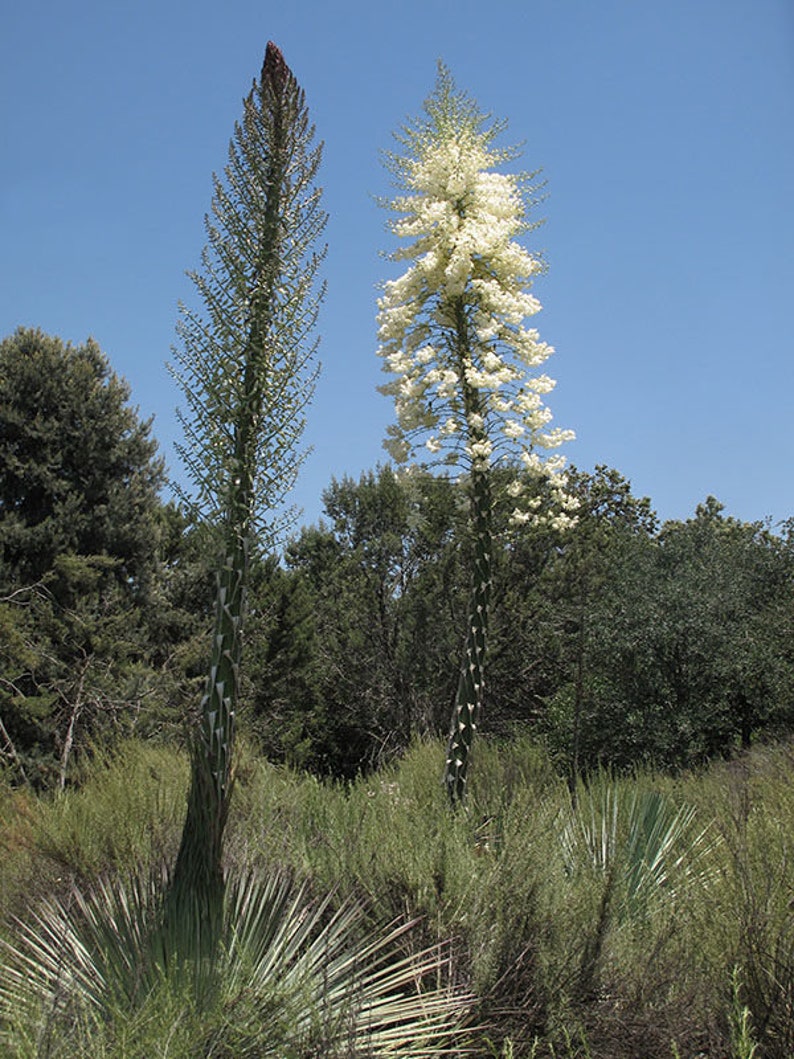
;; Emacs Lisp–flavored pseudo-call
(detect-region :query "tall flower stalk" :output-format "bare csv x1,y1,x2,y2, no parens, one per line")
377,65,575,803
168,42,325,938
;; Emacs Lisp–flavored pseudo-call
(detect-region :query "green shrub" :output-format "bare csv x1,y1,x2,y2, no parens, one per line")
4,734,794,1056
34,743,188,879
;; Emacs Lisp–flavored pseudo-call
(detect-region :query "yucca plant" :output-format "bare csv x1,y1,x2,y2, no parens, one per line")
559,779,716,998
377,64,575,803
167,40,326,944
0,868,473,1057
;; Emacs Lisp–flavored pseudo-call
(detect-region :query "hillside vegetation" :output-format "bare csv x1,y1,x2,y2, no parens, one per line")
2,735,793,1057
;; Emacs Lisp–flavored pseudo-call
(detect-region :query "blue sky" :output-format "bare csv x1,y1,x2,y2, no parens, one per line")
2,0,793,533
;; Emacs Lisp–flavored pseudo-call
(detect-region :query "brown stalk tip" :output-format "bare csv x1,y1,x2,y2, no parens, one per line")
263,40,290,92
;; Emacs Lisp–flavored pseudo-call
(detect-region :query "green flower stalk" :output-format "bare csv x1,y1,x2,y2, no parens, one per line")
168,42,325,937
377,65,575,803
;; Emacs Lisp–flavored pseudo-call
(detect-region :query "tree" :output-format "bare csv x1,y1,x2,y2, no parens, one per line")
280,466,469,775
541,466,658,790
377,65,575,801
0,328,164,588
0,328,167,784
167,42,326,938
648,500,793,757
540,496,794,772
241,554,323,771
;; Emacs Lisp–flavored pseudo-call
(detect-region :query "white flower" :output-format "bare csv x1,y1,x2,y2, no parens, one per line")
376,65,573,526
437,370,459,398
503,419,525,440
549,512,578,532
466,437,492,467
510,508,533,525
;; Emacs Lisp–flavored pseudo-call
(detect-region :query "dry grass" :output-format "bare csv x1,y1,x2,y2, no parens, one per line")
2,735,793,1056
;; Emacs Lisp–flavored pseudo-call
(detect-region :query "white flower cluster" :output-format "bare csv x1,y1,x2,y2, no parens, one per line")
377,91,574,526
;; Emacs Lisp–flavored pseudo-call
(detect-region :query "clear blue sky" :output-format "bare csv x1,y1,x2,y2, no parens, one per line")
2,0,793,533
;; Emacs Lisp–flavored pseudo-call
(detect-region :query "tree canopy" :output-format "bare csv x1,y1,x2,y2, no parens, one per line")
0,327,164,589
0,328,170,785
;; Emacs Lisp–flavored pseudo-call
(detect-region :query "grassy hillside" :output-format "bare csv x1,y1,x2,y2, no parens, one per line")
2,737,793,1057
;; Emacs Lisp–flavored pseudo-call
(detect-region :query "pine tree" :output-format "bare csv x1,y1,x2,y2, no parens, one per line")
0,328,166,784
0,327,164,588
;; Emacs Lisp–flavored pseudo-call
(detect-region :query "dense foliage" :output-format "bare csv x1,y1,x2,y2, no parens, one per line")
0,328,196,787
2,337,792,788
0,328,164,585
4,737,794,1057
242,465,794,781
